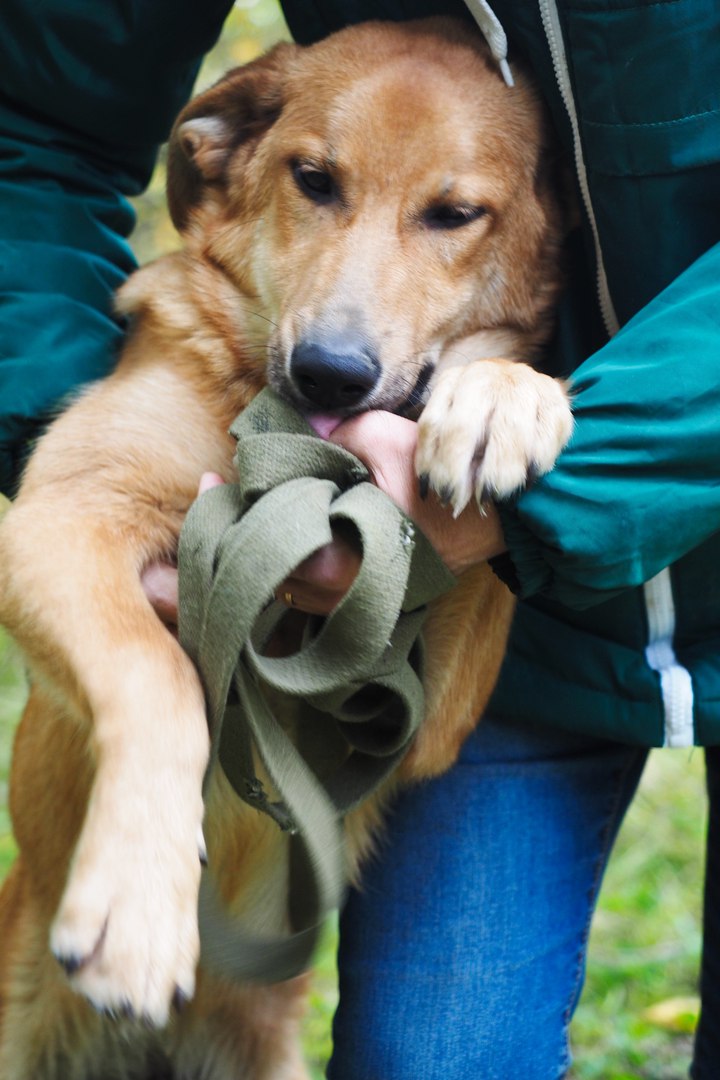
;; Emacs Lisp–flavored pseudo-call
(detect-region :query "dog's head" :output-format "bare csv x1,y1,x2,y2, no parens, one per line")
167,18,568,422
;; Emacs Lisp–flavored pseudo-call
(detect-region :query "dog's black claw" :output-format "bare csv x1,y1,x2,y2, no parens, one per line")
141,1011,163,1031
526,463,540,490
55,952,83,977
98,1004,125,1022
418,473,430,500
478,485,495,505
198,824,208,866
173,987,190,1014
438,484,454,508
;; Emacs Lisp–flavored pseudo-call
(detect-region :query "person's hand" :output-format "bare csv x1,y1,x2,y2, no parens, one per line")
142,415,508,625
277,526,362,615
329,411,506,575
279,411,507,613
142,472,224,633
141,471,361,625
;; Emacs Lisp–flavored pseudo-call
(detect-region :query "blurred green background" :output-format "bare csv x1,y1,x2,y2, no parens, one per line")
0,3,709,1077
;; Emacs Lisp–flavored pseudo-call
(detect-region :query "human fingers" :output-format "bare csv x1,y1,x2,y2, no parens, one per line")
330,412,506,575
278,531,362,615
198,471,225,495
142,562,179,632
141,473,227,629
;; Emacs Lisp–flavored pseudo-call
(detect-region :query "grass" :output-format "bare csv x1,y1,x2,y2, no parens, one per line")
0,622,706,1077
569,749,706,1079
0,623,23,879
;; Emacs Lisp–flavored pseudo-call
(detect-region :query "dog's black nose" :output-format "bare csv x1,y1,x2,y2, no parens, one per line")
290,341,379,410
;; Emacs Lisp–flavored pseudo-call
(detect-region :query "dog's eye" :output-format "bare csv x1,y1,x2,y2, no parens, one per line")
292,162,337,205
424,204,488,230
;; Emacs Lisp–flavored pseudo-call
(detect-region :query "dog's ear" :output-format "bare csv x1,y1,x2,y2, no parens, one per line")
167,42,298,230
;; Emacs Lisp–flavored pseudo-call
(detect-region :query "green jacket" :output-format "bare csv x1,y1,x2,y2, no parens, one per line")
2,0,720,747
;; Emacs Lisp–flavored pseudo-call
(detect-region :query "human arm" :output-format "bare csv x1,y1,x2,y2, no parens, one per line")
495,241,720,608
0,0,233,495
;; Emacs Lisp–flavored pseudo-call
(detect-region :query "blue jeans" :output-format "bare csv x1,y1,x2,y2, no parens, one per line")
328,715,718,1079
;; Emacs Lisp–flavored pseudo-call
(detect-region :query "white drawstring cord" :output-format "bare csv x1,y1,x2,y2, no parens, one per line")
463,0,515,86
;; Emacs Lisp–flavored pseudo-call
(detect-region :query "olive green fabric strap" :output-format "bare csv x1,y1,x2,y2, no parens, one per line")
178,389,455,983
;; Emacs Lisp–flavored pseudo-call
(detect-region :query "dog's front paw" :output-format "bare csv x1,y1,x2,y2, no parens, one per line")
50,781,205,1027
415,359,573,515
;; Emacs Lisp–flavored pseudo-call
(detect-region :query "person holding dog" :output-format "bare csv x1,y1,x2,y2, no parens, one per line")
1,1,720,1078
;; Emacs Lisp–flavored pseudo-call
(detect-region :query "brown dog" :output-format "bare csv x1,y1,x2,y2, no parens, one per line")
0,18,572,1079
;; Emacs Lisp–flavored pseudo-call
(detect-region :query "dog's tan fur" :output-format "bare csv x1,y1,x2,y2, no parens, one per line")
0,18,572,1079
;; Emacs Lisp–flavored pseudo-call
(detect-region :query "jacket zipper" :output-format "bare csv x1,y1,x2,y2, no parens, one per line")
536,0,696,746
464,0,696,745
537,0,619,337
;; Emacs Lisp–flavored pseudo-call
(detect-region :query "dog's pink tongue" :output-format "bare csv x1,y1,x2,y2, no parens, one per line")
306,413,343,440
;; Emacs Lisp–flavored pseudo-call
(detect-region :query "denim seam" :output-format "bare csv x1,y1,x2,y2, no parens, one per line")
558,749,645,1071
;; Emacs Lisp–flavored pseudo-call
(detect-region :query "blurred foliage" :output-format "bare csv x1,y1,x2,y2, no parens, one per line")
0,622,24,879
569,750,706,1080
304,919,340,1078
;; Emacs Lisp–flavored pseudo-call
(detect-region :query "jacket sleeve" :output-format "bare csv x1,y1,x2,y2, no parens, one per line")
0,0,233,496
496,239,720,609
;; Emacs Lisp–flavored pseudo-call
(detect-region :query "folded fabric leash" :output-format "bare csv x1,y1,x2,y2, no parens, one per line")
178,388,455,983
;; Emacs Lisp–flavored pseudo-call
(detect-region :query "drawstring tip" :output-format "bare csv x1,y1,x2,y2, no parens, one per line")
499,58,514,87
